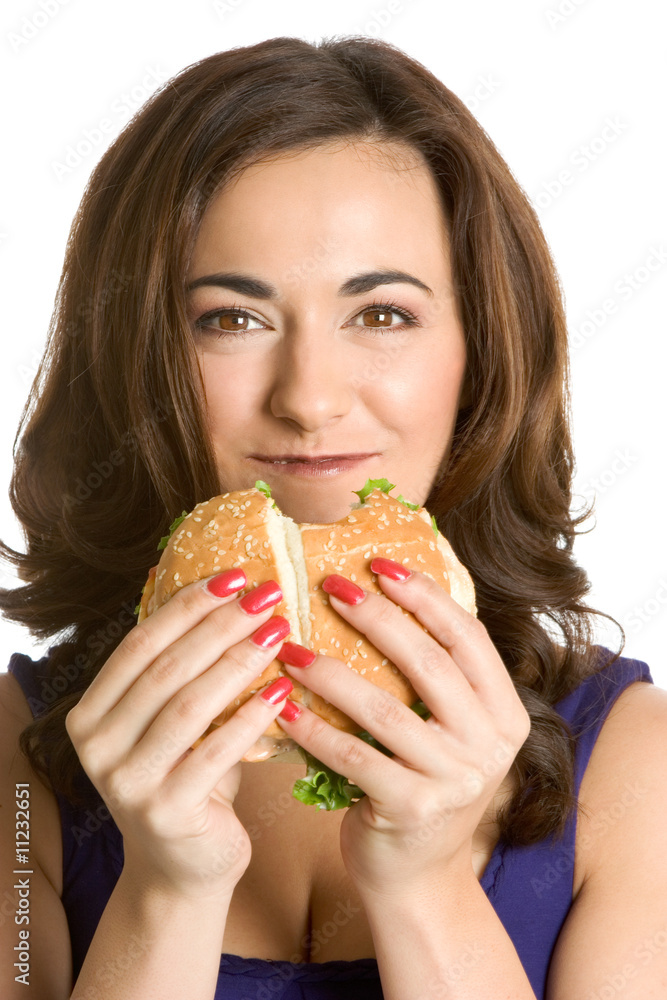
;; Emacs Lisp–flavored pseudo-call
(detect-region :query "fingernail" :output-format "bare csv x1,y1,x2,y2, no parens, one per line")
370,557,412,582
205,567,247,598
238,580,282,615
250,616,291,648
276,641,317,668
260,676,293,704
279,699,302,721
322,574,366,605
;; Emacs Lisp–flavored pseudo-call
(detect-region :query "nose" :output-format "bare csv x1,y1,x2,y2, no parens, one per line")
268,325,354,432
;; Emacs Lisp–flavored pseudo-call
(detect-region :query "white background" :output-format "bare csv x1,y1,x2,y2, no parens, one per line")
0,0,665,685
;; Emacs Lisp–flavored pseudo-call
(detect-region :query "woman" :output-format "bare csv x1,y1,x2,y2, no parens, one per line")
0,35,665,1000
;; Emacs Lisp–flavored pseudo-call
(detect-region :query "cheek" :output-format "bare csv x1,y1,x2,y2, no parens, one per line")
362,340,466,427
198,354,261,442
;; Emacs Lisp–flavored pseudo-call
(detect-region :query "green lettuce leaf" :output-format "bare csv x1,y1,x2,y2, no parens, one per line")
157,511,189,551
290,700,431,811
396,493,419,511
255,479,277,508
351,478,439,535
352,477,396,503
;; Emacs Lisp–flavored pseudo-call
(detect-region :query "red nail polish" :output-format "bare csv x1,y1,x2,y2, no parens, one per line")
205,567,247,597
279,699,302,722
370,557,412,581
250,616,291,648
238,580,282,615
322,574,366,605
276,641,317,668
260,676,294,704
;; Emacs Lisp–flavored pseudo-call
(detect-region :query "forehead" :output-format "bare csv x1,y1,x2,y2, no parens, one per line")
191,140,451,274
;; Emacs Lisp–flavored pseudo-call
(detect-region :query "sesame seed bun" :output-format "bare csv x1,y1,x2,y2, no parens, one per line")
137,487,477,762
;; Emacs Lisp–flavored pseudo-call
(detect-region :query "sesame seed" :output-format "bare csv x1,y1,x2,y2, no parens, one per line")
381,658,388,666
173,572,180,580
185,552,193,559
363,551,370,559
343,648,349,656
373,665,380,671
360,668,366,675
355,640,363,647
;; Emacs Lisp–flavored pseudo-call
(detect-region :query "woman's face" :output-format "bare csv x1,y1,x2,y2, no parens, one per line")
186,140,468,523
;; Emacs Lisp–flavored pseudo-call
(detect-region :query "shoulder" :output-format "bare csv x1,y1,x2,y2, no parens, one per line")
576,677,667,887
0,670,64,896
547,677,667,995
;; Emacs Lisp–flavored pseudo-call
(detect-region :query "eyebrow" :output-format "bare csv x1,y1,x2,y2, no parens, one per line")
185,269,433,298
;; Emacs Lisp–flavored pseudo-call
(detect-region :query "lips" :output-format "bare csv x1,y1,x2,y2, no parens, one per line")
248,453,379,477
252,454,377,464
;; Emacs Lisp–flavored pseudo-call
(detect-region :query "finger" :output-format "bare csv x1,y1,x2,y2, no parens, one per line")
326,569,519,719
275,700,403,809
162,677,294,809
75,574,280,724
122,618,292,773
321,574,478,732
278,651,441,773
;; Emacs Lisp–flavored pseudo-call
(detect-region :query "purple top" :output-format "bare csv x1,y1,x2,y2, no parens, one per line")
7,645,653,998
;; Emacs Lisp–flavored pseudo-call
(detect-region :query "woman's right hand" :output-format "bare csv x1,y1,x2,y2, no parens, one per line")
65,568,293,900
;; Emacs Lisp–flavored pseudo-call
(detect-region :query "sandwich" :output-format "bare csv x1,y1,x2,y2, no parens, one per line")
136,478,477,808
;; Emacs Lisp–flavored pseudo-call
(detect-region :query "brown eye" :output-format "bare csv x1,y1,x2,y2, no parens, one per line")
215,312,251,332
361,308,394,327
195,308,264,337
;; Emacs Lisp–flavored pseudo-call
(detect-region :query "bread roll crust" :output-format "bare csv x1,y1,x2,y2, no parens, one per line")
136,487,476,762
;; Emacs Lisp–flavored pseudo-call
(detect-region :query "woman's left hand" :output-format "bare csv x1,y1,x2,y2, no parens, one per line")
275,560,532,898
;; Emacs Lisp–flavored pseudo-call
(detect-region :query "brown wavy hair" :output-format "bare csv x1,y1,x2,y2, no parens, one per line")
0,35,623,844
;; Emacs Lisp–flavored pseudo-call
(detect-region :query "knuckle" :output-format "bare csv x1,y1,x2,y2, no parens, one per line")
200,731,232,766
65,706,81,740
449,612,481,643
369,694,404,730
150,649,183,686
76,733,105,773
226,641,267,680
171,688,203,721
204,606,237,642
414,640,444,678
122,623,154,659
337,737,366,771
178,582,210,614
105,768,137,809
372,597,396,628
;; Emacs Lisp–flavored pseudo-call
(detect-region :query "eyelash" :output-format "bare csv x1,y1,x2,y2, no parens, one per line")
193,298,420,339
